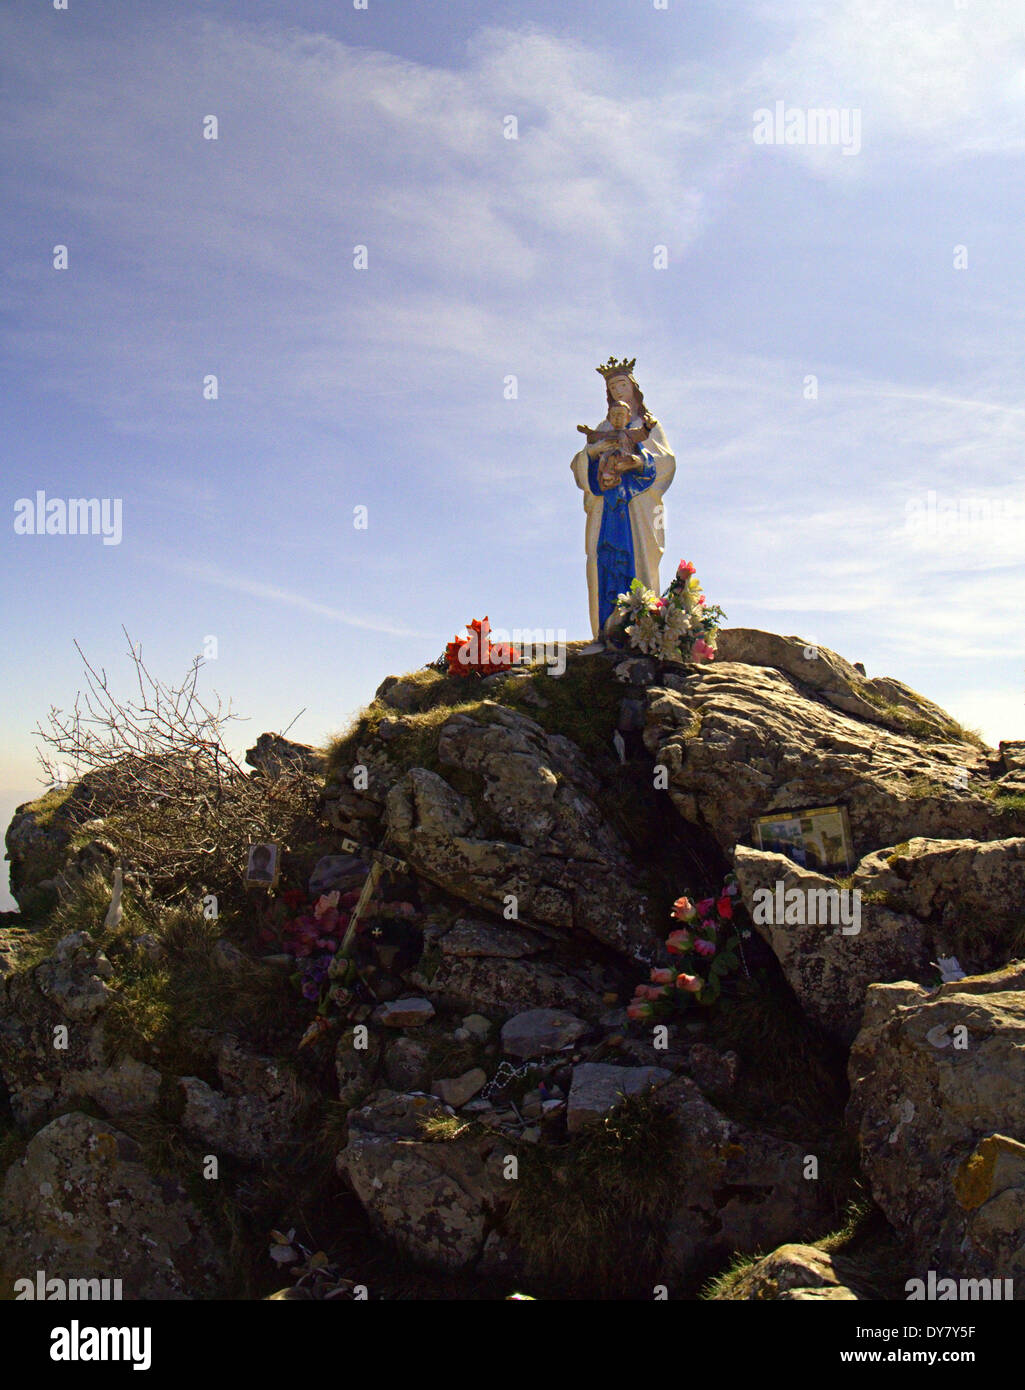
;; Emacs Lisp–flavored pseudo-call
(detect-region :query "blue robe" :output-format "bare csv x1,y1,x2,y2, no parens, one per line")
587,447,657,631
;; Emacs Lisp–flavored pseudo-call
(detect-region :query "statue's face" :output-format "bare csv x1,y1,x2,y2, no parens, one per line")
610,376,636,408
609,403,631,428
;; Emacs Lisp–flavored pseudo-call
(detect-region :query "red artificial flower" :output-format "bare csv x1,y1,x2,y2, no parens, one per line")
667,928,692,955
716,895,733,920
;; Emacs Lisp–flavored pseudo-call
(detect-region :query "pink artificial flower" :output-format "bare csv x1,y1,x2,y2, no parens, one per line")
314,891,340,919
666,929,692,955
696,898,716,917
699,918,717,935
635,984,665,1001
697,595,706,606
693,938,716,958
650,967,675,985
676,972,703,993
716,895,733,920
677,560,696,578
627,1001,654,1021
671,895,696,921
692,639,714,661
655,598,666,610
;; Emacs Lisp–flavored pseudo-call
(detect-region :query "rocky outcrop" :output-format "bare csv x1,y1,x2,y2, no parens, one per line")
337,1091,512,1270
245,733,325,780
658,1076,833,1280
643,636,1015,865
386,705,661,960
848,964,1025,1291
733,847,933,1044
0,1111,226,1299
178,1037,310,1163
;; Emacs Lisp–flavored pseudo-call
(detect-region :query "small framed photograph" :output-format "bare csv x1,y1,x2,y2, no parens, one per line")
245,841,279,887
752,804,852,874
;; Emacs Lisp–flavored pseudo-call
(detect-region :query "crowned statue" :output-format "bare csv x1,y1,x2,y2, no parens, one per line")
571,357,676,640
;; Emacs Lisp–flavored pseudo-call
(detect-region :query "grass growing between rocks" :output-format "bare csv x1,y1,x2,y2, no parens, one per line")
699,1200,908,1302
506,1094,682,1297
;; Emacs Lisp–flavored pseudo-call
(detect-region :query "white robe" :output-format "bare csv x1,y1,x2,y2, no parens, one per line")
571,417,676,638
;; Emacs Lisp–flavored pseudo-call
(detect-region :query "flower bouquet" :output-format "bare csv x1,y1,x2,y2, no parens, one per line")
444,617,521,678
627,874,745,1017
611,561,725,664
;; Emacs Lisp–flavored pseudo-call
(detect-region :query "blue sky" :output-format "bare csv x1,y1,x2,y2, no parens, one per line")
3,0,1025,909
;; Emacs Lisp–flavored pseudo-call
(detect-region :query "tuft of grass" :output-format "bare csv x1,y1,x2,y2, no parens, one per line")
904,774,949,799
22,784,75,828
988,789,1025,817
418,1112,472,1142
885,840,912,865
858,690,987,750
506,1094,682,1297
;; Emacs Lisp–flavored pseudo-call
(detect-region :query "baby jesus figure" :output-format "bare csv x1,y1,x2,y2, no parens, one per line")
577,399,650,491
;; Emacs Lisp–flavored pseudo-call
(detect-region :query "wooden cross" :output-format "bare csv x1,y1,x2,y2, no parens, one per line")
337,837,408,957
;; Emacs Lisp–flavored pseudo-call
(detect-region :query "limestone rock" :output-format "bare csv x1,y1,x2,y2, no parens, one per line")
245,732,325,779
643,651,1011,864
410,952,605,1022
178,1037,307,1163
848,964,1025,1288
719,1243,866,1300
308,854,368,898
438,918,546,959
566,1063,671,1132
372,997,435,1028
0,1112,226,1299
432,1068,487,1108
734,846,932,1043
500,1008,589,1059
659,1076,833,1280
385,706,662,960
337,1091,511,1269
382,1035,432,1092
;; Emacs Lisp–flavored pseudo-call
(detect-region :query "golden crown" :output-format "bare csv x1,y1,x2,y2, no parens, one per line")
596,355,637,381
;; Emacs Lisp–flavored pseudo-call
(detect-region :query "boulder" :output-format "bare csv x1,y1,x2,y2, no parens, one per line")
566,1063,671,1132
372,997,435,1028
432,1068,487,1108
245,733,325,779
659,1076,833,1281
500,1008,589,1059
643,654,1013,864
385,706,662,960
308,854,367,898
410,952,605,1022
848,964,1025,1290
733,847,933,1044
0,1111,226,1299
178,1037,308,1163
720,1243,866,1300
337,1091,511,1269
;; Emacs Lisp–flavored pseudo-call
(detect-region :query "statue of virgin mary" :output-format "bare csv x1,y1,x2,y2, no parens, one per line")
570,358,676,639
